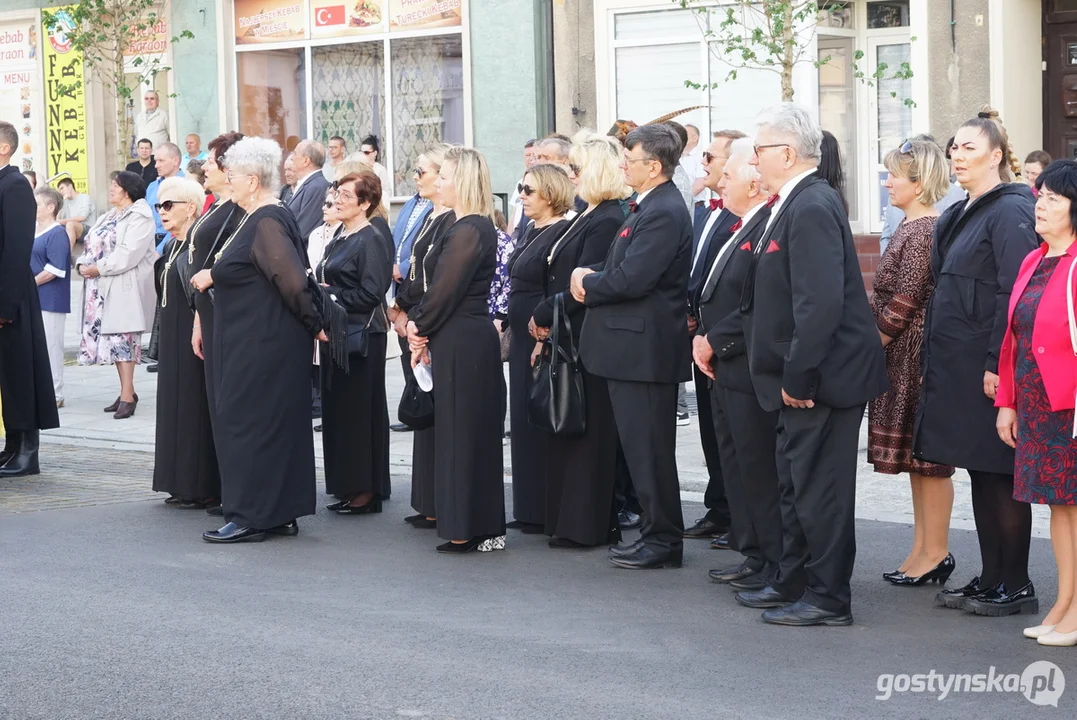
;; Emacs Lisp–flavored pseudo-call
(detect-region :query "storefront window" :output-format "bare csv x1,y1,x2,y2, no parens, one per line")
237,49,307,153
818,37,858,223
867,1,910,29
311,42,385,152
390,35,464,197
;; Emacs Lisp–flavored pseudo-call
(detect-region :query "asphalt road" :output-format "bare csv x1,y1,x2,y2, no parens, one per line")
1,478,1074,720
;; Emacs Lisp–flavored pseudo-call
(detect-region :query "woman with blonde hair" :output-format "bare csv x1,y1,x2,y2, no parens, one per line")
870,139,956,584
917,107,1040,615
151,176,220,509
529,130,631,547
406,147,506,553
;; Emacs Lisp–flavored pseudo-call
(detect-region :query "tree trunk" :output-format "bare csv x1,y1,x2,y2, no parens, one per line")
114,55,128,171
780,2,795,101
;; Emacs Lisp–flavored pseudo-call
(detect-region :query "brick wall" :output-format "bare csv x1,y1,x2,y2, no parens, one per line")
855,234,880,295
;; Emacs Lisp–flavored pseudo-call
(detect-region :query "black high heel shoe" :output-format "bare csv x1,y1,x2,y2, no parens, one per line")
883,569,906,582
333,497,383,515
889,553,955,586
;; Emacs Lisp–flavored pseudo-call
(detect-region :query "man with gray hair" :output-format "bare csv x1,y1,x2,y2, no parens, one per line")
145,141,184,253
134,90,169,150
738,103,887,626
286,139,331,243
692,136,783,592
0,120,59,477
569,123,693,570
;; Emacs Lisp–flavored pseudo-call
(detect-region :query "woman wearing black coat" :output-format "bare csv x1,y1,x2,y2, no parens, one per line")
319,171,394,515
530,132,630,547
916,108,1040,615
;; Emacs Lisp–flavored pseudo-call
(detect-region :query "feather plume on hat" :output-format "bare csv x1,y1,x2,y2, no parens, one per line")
606,106,709,145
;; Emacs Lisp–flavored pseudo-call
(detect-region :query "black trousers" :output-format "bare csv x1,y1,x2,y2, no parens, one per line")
606,379,684,551
613,441,641,514
771,403,863,613
694,364,730,527
710,380,783,565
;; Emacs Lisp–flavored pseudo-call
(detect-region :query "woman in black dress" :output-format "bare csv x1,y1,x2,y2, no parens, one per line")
189,131,245,518
530,132,629,547
191,136,326,543
318,171,394,515
407,146,506,553
388,143,455,528
151,177,220,509
505,165,573,532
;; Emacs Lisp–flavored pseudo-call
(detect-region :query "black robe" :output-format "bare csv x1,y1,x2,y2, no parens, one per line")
395,210,456,517
506,219,569,525
411,214,506,541
0,165,58,432
211,204,320,530
317,222,394,499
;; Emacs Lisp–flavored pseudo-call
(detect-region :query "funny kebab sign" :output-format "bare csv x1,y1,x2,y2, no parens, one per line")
234,0,461,43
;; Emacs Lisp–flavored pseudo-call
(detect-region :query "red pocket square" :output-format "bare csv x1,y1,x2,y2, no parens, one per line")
765,239,780,253
739,242,751,251
619,227,630,238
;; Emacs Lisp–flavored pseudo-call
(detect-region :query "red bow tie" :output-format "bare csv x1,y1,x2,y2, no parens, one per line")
729,219,742,233
765,194,779,208
628,200,639,213
709,198,722,211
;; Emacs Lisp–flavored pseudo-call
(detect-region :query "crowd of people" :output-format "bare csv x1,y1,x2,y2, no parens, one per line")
2,92,1077,641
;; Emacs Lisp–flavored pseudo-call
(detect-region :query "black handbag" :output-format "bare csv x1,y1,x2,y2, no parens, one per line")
346,307,384,357
528,294,586,435
398,372,434,430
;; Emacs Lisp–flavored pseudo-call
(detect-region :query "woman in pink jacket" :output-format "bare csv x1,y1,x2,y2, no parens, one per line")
996,159,1077,646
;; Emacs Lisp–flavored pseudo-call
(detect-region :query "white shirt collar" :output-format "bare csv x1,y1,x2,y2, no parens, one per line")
294,169,318,193
691,206,725,269
35,221,60,238
730,200,767,239
774,167,817,204
634,186,657,207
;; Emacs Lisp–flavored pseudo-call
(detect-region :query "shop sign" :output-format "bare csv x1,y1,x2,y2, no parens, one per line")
42,6,89,193
311,0,384,37
0,19,43,175
388,0,462,30
235,0,308,45
124,9,169,57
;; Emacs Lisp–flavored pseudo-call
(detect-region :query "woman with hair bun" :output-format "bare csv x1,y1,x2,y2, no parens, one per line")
916,106,1040,616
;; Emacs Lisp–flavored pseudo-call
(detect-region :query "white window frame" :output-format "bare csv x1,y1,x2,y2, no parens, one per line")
221,1,473,202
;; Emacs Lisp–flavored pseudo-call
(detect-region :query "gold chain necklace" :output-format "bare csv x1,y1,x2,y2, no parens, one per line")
214,199,281,263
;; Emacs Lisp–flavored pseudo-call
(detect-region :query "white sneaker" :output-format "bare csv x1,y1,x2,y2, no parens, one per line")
676,412,690,426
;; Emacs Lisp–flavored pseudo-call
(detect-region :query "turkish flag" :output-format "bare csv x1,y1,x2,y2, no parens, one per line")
315,5,345,26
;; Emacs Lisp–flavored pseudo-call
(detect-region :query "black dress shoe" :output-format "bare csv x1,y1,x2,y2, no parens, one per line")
609,544,683,569
390,423,413,433
708,560,763,583
889,553,955,587
762,600,853,627
730,564,777,591
0,429,39,478
734,585,794,609
146,363,158,373
202,522,266,543
266,520,299,536
334,497,383,515
103,393,137,413
609,539,645,557
436,535,506,553
935,575,982,609
506,520,544,533
882,569,906,582
206,506,224,516
549,537,588,549
164,495,183,505
617,509,642,530
962,582,1038,617
710,533,731,550
683,517,728,539
409,517,437,529
326,499,350,511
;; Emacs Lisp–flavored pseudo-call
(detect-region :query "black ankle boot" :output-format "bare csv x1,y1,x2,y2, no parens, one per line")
0,429,40,477
0,430,23,466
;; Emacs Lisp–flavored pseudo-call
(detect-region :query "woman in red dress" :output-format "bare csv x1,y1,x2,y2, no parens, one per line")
868,139,957,586
996,159,1077,646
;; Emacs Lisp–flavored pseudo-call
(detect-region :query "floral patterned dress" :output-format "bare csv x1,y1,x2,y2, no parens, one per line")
77,209,142,366
487,228,514,319
868,215,954,477
1012,256,1077,505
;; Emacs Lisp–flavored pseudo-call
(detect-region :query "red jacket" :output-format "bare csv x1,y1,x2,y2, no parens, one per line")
996,243,1077,411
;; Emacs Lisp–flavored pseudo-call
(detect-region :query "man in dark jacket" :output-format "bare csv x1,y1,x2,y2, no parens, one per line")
285,140,331,244
571,124,693,569
0,121,59,477
739,104,887,626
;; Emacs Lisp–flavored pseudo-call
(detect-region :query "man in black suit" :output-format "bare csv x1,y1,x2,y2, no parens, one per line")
571,124,692,569
693,138,783,592
737,104,887,626
683,130,745,544
285,140,331,244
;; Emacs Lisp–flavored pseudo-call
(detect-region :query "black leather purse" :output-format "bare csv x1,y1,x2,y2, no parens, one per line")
528,294,586,435
398,372,434,430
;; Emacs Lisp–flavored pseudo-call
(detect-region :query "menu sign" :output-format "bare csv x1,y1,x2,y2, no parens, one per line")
311,0,384,38
42,7,89,193
234,0,308,44
389,0,462,29
0,19,43,175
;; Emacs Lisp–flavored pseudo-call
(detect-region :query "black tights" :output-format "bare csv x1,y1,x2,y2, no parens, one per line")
969,471,1032,590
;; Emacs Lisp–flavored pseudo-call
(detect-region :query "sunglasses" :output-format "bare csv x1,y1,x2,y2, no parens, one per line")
702,151,729,164
414,167,426,178
323,199,334,209
569,163,580,176
899,140,914,154
517,183,536,196
154,200,180,212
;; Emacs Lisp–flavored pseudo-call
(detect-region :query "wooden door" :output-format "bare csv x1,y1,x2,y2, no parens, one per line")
1046,19,1077,159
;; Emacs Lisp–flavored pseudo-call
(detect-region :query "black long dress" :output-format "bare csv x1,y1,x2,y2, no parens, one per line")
152,233,220,500
317,222,394,500
531,201,626,545
395,210,456,517
190,200,244,424
506,219,569,525
211,204,320,530
411,214,506,541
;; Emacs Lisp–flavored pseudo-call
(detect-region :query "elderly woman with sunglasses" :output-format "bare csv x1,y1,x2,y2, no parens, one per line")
151,177,221,509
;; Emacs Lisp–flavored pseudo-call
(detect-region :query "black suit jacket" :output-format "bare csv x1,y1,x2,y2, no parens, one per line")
286,171,332,243
689,208,737,316
579,181,693,384
697,205,771,394
740,175,887,412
